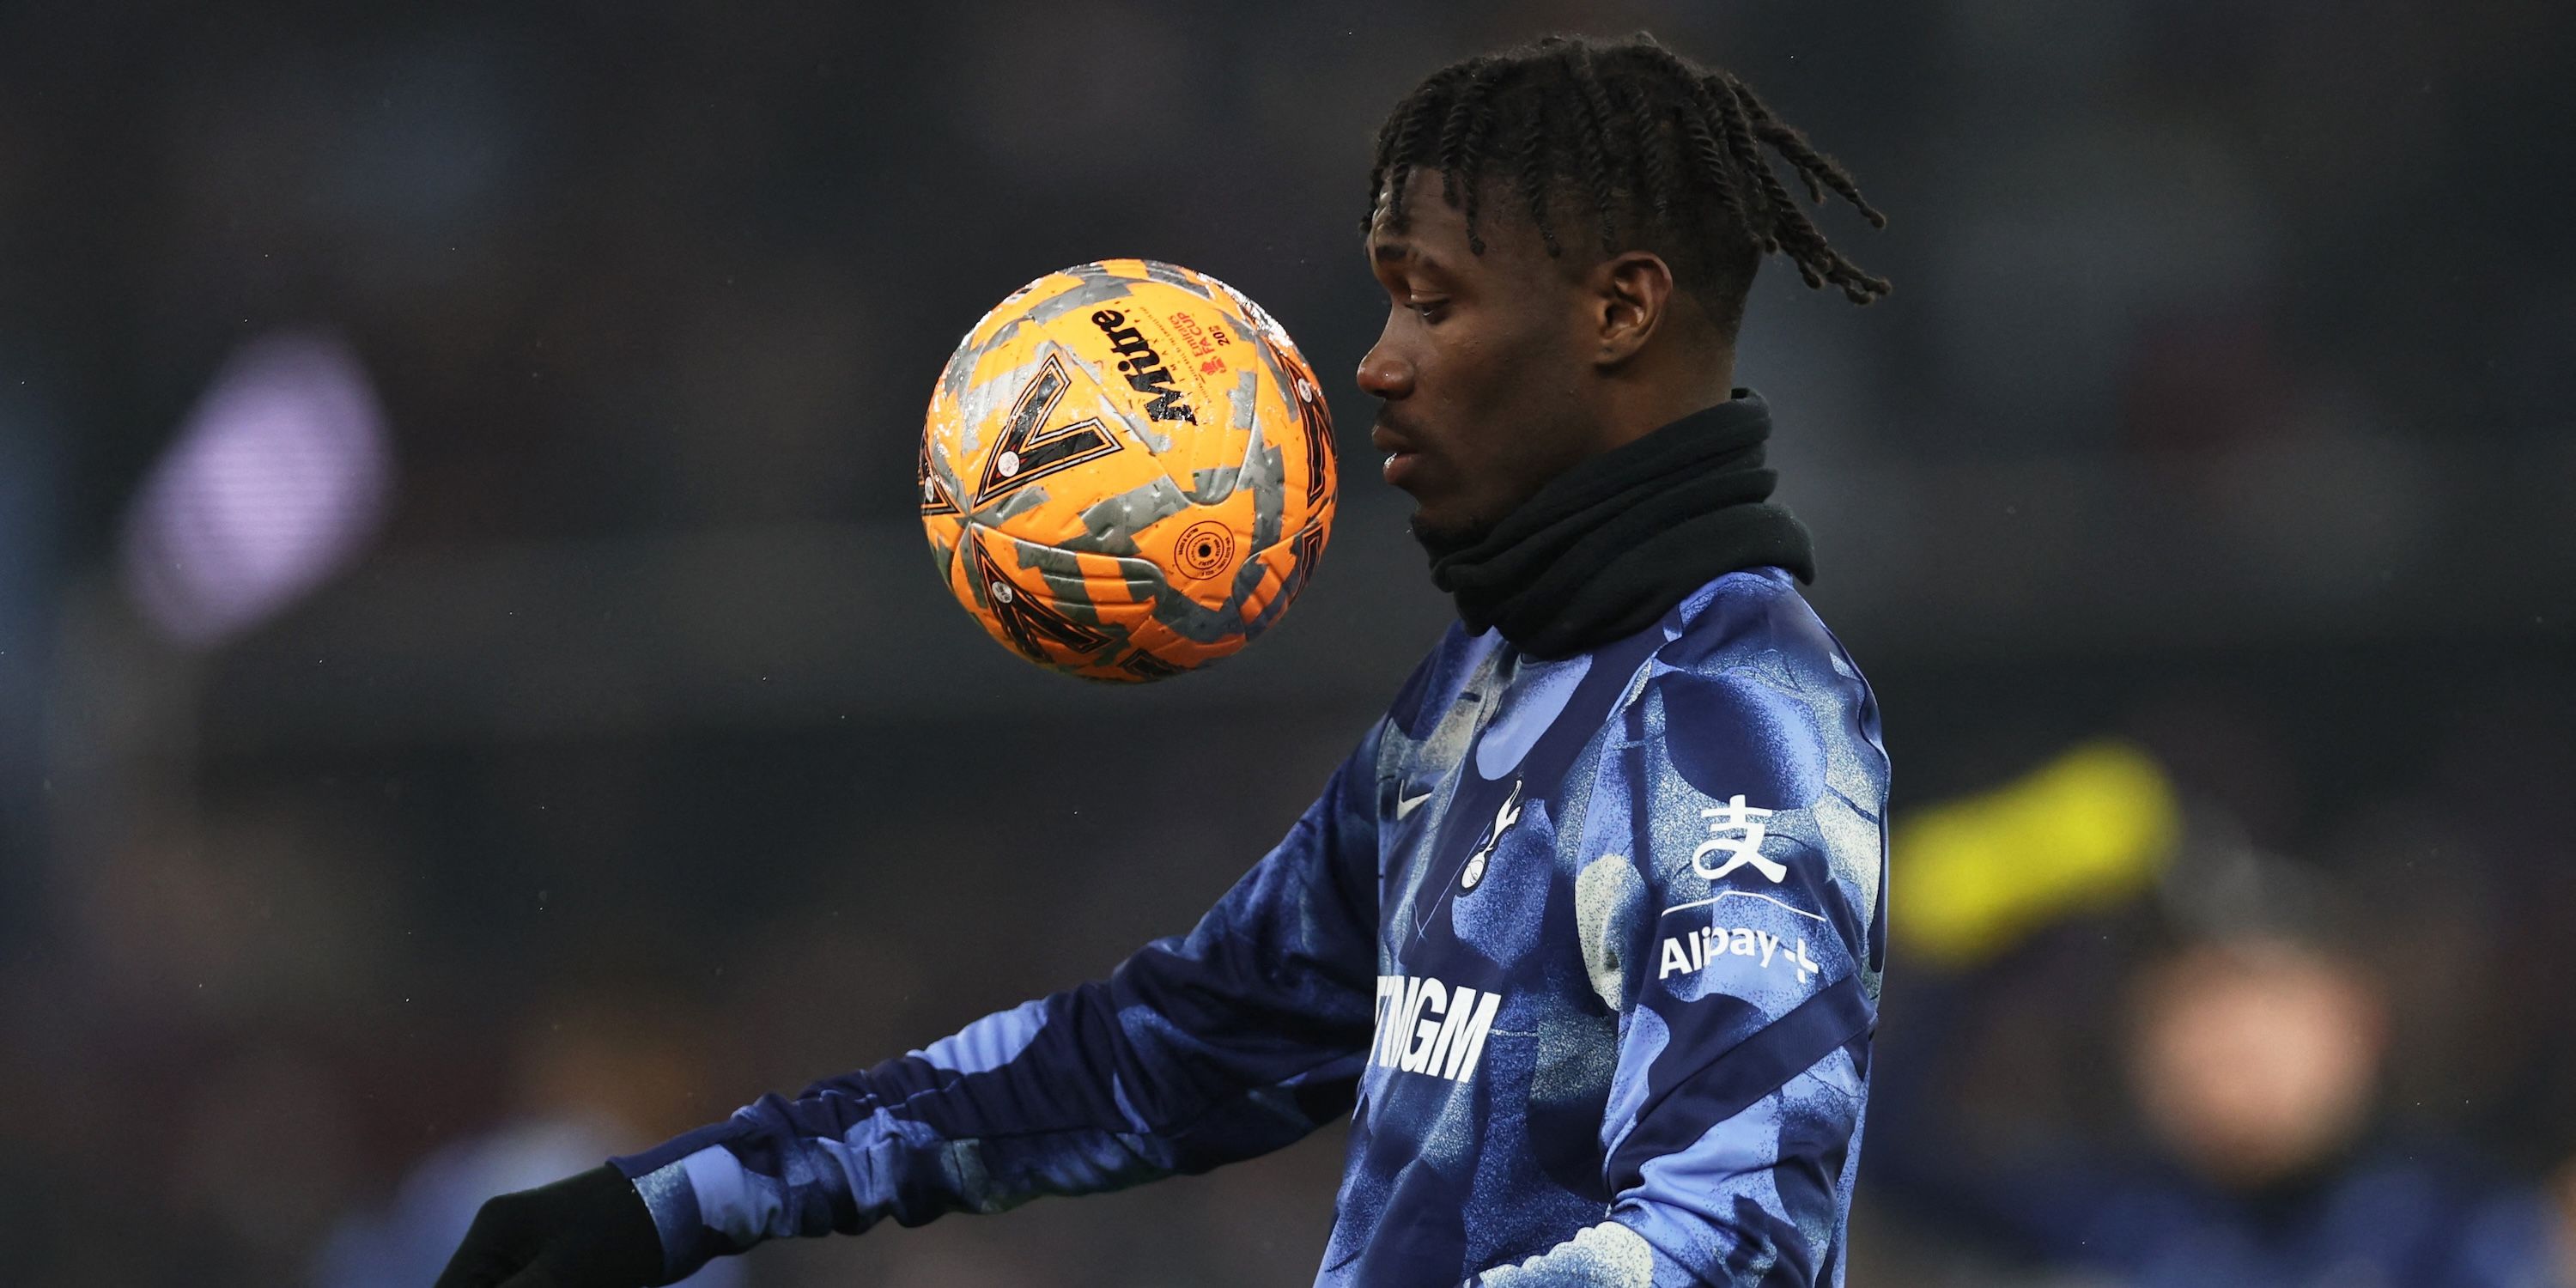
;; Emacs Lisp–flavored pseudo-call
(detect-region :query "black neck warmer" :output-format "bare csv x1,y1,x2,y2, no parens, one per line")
1423,391,1814,659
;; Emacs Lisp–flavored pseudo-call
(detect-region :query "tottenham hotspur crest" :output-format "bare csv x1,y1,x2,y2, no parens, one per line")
1459,778,1524,893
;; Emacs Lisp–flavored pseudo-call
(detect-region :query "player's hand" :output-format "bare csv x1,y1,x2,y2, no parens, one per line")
434,1164,671,1288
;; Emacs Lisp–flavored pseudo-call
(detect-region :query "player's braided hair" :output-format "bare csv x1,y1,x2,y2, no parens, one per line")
1364,33,1890,337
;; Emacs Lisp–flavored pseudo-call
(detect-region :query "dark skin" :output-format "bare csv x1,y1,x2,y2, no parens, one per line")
1361,169,1740,549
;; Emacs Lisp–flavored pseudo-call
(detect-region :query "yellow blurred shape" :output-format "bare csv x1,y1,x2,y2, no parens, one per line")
1895,738,2180,969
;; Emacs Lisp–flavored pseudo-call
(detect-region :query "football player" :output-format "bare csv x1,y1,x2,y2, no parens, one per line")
440,32,1893,1288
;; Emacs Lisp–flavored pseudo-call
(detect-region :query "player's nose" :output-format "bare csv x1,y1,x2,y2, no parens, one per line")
1356,338,1413,401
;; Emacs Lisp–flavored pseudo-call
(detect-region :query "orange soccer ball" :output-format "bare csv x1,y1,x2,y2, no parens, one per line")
919,259,1338,682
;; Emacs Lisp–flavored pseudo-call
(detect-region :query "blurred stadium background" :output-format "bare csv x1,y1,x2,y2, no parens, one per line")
4,1,2573,1285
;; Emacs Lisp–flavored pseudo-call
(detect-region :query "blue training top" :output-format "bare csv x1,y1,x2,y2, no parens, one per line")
613,566,1892,1286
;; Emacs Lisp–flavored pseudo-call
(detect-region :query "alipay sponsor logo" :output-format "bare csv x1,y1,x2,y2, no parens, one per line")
1658,925,1820,986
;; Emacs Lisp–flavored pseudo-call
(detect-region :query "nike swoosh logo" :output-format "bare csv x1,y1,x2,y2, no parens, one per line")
1396,790,1435,818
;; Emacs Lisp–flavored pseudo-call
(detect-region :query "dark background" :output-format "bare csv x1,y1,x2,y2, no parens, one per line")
3,1,2572,1284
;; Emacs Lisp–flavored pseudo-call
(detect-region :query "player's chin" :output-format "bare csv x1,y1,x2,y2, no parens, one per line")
1386,447,1466,505
1389,458,1500,552
1405,495,1493,558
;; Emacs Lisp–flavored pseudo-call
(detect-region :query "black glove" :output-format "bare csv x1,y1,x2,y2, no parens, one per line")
434,1164,672,1288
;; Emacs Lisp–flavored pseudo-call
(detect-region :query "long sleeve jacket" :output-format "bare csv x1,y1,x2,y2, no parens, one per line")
613,566,1892,1286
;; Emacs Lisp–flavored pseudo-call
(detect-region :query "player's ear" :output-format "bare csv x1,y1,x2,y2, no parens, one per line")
1589,251,1675,368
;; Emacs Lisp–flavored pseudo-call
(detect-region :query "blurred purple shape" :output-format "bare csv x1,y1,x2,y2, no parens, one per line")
120,331,393,647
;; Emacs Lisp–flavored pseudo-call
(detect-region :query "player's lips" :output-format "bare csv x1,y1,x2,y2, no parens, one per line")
1373,422,1425,488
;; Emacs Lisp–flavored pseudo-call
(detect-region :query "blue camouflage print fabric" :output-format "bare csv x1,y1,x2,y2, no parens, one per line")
612,566,1891,1286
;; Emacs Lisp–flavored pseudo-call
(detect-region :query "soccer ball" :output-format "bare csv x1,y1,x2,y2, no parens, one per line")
920,259,1338,682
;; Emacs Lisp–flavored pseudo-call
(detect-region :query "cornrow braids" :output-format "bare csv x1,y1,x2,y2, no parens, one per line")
1672,90,1753,246
1696,70,1779,250
1511,98,1562,258
1617,70,1678,235
1435,58,1500,252
1716,71,1888,303
1564,41,1625,255
1362,32,1891,332
1734,74,1885,227
1376,64,1465,241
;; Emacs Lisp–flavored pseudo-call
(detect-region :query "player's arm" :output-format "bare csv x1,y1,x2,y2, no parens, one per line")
435,723,1386,1287
1468,661,1886,1287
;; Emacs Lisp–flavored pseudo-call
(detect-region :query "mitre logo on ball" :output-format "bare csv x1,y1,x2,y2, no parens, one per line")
920,259,1338,683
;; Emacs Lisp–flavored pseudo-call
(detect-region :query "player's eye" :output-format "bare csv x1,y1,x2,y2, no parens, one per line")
1406,297,1449,322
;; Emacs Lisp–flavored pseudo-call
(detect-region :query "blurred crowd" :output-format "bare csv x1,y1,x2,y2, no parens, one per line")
3,1,2572,1285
